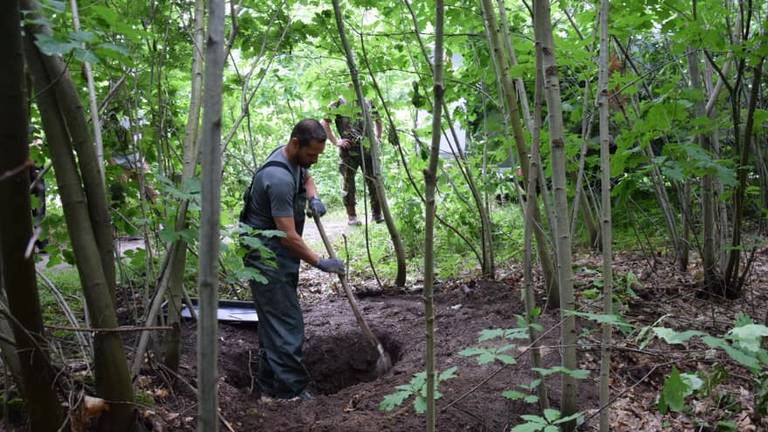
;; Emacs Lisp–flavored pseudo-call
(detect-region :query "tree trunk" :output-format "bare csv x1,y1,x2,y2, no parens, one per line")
570,82,602,250
497,0,533,133
597,2,614,430
687,48,722,289
332,0,407,286
754,139,768,216
22,2,136,430
724,57,763,294
420,0,444,428
69,0,105,185
704,52,729,269
497,0,566,270
0,301,24,400
522,42,550,412
197,0,226,428
358,37,485,267
679,181,691,271
163,0,205,373
0,6,64,429
480,0,558,295
405,0,496,279
613,39,685,267
20,0,116,297
562,10,602,251
533,0,578,426
23,31,136,432
0,266,24,396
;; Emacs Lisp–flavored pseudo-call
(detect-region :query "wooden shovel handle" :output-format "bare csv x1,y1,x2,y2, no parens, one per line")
311,213,382,349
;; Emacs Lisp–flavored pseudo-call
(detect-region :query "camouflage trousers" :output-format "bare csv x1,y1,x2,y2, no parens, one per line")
339,146,381,217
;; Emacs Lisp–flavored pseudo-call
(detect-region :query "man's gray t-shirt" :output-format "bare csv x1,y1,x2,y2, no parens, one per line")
246,146,304,230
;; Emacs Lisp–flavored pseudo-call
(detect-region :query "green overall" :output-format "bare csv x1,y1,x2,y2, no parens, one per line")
241,158,308,398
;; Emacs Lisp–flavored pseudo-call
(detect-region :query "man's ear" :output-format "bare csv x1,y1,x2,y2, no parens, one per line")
288,137,300,149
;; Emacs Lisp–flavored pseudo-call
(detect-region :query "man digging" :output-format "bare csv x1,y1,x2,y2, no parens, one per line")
240,119,345,401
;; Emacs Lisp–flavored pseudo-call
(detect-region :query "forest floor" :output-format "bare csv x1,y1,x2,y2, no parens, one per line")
132,236,768,431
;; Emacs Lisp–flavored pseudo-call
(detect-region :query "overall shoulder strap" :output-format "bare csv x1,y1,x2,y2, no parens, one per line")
257,160,292,175
240,160,301,224
240,160,294,224
260,161,303,195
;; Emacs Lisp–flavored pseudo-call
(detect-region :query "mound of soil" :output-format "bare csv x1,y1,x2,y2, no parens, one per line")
160,276,596,431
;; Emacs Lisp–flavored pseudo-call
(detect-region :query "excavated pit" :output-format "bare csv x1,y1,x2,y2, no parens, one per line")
303,331,401,394
223,330,401,395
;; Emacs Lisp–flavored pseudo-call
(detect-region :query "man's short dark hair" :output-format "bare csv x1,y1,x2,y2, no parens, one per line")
291,119,327,147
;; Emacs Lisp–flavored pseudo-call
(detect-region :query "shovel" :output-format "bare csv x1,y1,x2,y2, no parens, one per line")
310,212,393,375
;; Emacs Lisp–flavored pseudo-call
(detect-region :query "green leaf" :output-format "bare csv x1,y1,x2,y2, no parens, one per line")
438,366,458,382
715,420,738,431
533,366,590,379
519,414,547,424
653,327,707,345
702,336,761,370
42,0,66,12
503,390,539,404
34,33,78,56
680,373,704,393
159,225,181,243
413,395,426,413
478,327,529,341
478,328,506,341
496,354,517,365
459,347,485,357
524,394,539,404
502,390,528,401
510,423,545,432
73,47,98,64
235,267,267,284
565,310,633,333
69,30,95,43
658,367,687,413
543,408,560,422
543,426,558,432
752,109,768,133
97,42,130,57
410,371,427,389
727,324,768,353
460,346,516,365
258,229,286,238
518,379,542,391
553,411,584,425
735,313,755,327
379,390,410,412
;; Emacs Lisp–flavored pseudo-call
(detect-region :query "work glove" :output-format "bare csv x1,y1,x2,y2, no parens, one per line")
309,197,327,218
315,258,345,275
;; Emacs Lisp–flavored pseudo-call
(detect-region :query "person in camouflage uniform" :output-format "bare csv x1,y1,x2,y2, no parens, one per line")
321,97,383,225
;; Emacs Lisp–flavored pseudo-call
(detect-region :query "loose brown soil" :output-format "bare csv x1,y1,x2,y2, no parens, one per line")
142,270,587,431
134,246,768,432
13,242,765,431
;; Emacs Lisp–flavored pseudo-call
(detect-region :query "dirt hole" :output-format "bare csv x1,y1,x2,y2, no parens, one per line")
304,331,401,394
224,331,400,395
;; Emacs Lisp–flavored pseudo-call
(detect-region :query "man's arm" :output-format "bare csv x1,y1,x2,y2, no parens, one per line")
305,173,327,217
320,118,350,149
274,216,321,266
274,215,343,274
304,172,317,199
374,118,383,142
370,101,383,142
319,118,337,145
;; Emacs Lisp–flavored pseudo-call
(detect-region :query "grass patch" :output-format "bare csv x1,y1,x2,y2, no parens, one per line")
37,266,83,326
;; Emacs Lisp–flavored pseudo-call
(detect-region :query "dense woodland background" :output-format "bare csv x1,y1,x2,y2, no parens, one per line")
1,0,768,430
